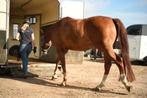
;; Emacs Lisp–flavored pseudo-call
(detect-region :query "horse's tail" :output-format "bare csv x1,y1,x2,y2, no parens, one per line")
113,18,135,82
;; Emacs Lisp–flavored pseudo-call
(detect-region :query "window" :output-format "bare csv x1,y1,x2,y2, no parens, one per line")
127,25,142,35
26,17,37,24
12,24,19,39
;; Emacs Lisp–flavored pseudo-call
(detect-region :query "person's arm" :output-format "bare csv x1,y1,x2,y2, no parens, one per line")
31,33,35,46
32,33,35,40
16,32,20,41
31,33,37,54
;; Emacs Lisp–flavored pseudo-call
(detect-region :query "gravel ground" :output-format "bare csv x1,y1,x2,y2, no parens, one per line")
0,58,147,98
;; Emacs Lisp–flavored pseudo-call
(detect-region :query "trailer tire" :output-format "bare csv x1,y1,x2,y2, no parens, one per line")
143,56,147,65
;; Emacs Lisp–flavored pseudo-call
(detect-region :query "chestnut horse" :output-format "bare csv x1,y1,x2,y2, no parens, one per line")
42,16,135,92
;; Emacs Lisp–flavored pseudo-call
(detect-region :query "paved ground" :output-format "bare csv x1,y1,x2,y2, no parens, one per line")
0,58,147,98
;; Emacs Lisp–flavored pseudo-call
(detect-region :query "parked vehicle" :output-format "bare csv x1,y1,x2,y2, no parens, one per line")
127,24,147,63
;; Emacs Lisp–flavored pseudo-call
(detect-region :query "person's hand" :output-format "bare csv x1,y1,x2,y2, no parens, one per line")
33,46,37,54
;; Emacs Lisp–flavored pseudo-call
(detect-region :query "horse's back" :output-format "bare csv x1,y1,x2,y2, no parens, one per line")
54,16,117,50
85,16,116,33
54,17,93,50
84,16,117,49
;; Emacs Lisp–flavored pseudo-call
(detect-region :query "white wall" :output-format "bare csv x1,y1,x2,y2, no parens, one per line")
0,0,7,30
60,0,84,19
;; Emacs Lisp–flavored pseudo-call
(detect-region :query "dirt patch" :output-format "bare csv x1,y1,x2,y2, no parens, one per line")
0,59,147,98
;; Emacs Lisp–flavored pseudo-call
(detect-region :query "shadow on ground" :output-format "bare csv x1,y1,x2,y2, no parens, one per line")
85,57,147,66
0,62,128,96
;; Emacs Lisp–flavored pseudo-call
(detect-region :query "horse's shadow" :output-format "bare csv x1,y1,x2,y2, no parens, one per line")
0,74,127,96
0,62,127,96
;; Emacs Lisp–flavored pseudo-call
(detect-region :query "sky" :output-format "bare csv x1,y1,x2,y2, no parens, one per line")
84,0,147,27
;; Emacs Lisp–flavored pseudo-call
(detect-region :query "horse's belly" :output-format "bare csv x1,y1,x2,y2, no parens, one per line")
60,32,94,51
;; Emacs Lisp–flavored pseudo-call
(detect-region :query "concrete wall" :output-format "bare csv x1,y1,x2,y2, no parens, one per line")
40,47,83,64
24,0,59,25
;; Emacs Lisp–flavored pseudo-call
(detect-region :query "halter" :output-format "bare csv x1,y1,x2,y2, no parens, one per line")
42,41,52,54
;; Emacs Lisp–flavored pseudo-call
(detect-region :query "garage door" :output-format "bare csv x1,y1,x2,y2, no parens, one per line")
0,0,9,65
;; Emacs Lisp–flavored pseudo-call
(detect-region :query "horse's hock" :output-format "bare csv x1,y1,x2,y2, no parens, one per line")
40,46,84,64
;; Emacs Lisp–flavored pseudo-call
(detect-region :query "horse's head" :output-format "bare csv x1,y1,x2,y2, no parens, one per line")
41,29,52,54
41,25,53,54
42,40,52,54
41,23,57,54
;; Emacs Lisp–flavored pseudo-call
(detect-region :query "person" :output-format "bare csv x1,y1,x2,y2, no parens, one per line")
16,21,36,78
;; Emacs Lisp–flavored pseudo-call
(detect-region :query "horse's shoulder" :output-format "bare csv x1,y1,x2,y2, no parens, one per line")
86,16,112,21
60,17,74,22
57,17,75,26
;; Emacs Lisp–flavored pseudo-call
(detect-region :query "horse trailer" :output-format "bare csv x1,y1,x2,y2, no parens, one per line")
0,0,9,66
127,24,147,62
0,0,84,66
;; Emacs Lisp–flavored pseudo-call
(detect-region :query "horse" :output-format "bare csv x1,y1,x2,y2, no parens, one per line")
42,16,135,92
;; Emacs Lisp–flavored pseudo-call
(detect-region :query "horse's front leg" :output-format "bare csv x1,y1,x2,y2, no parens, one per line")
52,57,61,80
57,49,68,86
60,55,67,86
96,55,112,91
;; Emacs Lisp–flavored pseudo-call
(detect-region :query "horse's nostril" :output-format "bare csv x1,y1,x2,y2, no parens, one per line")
42,49,48,54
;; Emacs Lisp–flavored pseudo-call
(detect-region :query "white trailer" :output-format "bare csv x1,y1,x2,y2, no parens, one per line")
0,0,9,65
127,24,147,62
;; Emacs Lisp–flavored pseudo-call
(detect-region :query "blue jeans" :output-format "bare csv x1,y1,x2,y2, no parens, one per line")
19,43,32,75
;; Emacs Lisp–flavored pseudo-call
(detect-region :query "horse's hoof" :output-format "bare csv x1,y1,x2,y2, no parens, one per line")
94,84,105,91
51,77,55,80
126,85,133,92
51,75,58,80
60,82,66,86
94,87,102,91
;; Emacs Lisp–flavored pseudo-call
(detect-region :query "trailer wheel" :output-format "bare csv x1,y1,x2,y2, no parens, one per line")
0,67,11,75
143,56,147,65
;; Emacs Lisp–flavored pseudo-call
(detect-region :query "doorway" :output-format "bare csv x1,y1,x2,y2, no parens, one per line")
9,0,59,60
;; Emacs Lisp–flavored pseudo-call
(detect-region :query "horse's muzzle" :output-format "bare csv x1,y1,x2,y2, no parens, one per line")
42,49,48,54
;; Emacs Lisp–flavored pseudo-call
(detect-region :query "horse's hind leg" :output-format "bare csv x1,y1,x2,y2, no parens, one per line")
96,54,112,90
104,48,132,92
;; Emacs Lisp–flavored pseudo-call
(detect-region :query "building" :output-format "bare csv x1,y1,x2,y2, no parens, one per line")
0,0,84,65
